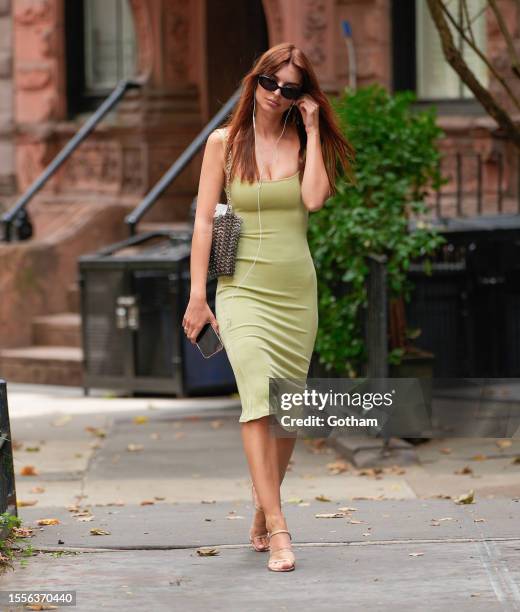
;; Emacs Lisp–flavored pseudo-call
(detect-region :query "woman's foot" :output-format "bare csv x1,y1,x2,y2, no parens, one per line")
266,516,295,572
249,483,269,552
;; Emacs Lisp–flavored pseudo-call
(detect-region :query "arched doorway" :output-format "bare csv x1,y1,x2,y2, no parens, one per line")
205,0,269,118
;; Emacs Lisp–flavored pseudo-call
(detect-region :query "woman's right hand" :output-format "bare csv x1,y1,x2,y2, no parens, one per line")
182,295,220,344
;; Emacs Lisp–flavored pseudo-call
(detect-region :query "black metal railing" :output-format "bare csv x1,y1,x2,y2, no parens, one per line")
0,380,17,536
433,150,520,220
1,77,143,242
125,87,242,236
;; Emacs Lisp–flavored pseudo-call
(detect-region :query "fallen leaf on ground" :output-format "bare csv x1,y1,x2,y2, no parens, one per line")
154,496,166,501
20,465,39,476
338,507,358,512
85,426,106,438
77,516,94,522
496,440,512,449
36,518,60,526
13,527,34,537
471,454,487,461
454,489,475,504
140,500,155,505
90,528,111,535
133,415,149,424
315,512,346,518
315,494,331,502
226,515,244,520
25,446,40,452
409,552,424,557
197,547,219,556
347,519,366,524
326,460,351,474
17,500,38,507
200,499,216,504
285,497,304,504
29,486,45,494
454,466,473,475
127,443,144,452
439,448,452,454
474,518,486,522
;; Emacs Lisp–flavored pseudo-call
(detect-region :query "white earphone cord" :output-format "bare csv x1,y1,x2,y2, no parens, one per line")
230,96,293,301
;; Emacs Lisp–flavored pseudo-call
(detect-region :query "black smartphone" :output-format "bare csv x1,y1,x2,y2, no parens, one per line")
195,322,224,359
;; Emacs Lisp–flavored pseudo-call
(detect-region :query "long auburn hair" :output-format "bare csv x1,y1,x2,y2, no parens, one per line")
221,42,356,195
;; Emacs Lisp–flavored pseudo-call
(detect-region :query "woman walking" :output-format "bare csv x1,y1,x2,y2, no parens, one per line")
182,42,355,572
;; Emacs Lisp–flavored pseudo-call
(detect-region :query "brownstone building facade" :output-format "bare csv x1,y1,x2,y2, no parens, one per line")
0,0,518,384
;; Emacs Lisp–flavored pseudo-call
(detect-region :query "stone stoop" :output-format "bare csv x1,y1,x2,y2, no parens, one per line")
0,282,84,386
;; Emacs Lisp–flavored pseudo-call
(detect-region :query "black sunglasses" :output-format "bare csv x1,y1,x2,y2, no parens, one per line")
257,74,302,100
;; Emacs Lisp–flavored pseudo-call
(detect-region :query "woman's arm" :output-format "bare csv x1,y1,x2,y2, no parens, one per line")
189,129,226,301
295,94,330,212
301,126,330,212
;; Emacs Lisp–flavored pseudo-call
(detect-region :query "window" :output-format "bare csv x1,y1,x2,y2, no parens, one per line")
66,0,137,115
416,0,488,100
392,0,489,104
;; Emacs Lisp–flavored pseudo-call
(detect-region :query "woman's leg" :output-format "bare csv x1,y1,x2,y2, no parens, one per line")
241,416,295,569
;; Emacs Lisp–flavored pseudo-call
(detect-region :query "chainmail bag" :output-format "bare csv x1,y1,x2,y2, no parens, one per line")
207,133,243,281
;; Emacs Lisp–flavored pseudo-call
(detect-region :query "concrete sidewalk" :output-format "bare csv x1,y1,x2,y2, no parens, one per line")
1,384,520,611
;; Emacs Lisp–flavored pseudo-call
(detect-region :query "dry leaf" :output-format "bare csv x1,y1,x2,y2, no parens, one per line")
315,494,331,502
471,454,487,461
85,426,106,438
200,499,216,504
36,518,60,526
496,440,512,449
362,532,371,536
29,486,45,494
326,460,350,474
140,500,155,505
474,518,486,523
25,446,40,452
285,497,304,504
430,522,440,527
226,515,244,520
454,466,473,475
197,547,219,556
13,527,34,537
154,496,166,501
315,512,346,518
338,506,358,512
90,528,111,535
454,489,475,505
77,516,94,522
409,552,424,557
439,447,452,454
127,443,144,452
20,465,38,476
17,499,38,507
347,519,366,524
133,415,149,425
26,604,58,610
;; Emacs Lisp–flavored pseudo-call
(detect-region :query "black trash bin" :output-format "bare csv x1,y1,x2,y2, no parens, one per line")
78,230,237,397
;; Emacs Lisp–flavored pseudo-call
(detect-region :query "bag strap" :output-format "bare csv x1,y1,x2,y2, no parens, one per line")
221,129,233,208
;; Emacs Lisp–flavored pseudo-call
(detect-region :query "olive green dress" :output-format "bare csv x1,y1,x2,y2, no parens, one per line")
215,155,319,423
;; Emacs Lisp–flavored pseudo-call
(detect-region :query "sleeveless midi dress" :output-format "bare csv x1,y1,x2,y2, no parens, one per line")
215,151,319,423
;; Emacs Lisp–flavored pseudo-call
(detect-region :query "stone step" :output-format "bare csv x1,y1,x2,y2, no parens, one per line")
32,313,82,348
0,346,83,386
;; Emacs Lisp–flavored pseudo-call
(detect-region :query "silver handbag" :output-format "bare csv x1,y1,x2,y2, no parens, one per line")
207,137,243,281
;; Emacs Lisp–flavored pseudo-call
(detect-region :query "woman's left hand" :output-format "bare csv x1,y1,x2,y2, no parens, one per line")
294,94,320,132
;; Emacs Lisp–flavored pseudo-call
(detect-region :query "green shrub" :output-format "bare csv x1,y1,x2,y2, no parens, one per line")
309,84,447,376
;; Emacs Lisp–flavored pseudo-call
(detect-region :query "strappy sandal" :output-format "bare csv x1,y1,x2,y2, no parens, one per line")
249,483,269,552
267,529,295,572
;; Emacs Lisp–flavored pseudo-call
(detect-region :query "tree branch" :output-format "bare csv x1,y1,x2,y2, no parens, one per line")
427,0,520,149
488,0,520,78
